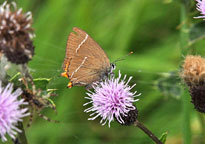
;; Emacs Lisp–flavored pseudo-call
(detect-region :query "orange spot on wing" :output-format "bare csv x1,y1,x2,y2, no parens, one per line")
67,82,73,88
62,58,72,87
61,72,68,78
61,59,72,79
64,61,70,72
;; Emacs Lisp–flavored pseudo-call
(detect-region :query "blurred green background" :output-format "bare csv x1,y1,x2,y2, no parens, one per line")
3,0,205,144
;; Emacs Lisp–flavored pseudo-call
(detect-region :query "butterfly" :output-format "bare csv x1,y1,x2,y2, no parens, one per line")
61,27,115,89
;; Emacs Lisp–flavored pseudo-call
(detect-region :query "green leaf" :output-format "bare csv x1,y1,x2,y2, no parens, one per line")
181,0,191,8
159,132,168,144
163,0,173,4
189,21,205,45
8,72,24,88
45,98,56,108
155,71,182,99
9,72,21,82
33,77,51,90
47,88,58,94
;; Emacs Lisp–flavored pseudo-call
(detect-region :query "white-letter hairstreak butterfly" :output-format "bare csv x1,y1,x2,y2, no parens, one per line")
61,27,115,89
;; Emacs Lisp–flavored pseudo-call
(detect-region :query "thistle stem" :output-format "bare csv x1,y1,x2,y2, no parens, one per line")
19,64,36,92
180,2,192,144
198,113,205,135
134,120,163,144
12,122,28,144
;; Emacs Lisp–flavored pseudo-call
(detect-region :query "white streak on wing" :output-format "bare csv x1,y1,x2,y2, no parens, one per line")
70,57,88,78
79,82,86,85
76,34,88,53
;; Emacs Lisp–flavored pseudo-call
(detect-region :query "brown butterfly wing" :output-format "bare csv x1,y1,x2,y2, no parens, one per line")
62,27,110,87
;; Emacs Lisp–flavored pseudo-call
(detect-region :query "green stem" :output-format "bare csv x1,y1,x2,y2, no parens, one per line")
13,122,28,144
180,4,189,55
198,113,205,135
181,90,192,144
19,64,36,92
180,3,192,144
134,120,163,144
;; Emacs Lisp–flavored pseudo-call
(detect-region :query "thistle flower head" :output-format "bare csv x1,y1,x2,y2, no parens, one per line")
181,55,205,86
120,108,138,126
0,1,35,64
181,55,205,113
195,0,205,19
0,82,29,142
190,85,205,113
84,71,140,127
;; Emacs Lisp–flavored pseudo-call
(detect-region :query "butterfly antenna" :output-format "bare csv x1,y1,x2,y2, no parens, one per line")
112,52,133,64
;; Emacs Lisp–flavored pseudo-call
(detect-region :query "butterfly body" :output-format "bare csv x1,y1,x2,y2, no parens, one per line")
61,27,115,89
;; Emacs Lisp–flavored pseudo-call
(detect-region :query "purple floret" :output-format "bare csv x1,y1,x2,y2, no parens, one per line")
84,71,140,127
0,82,29,142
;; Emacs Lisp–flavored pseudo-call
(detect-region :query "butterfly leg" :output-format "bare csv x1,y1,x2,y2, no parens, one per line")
110,71,115,78
85,84,93,90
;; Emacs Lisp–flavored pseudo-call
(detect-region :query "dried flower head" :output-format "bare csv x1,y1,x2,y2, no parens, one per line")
0,1,35,64
194,0,205,19
120,108,138,126
181,55,205,113
190,85,205,113
181,55,205,86
0,82,29,142
84,71,140,127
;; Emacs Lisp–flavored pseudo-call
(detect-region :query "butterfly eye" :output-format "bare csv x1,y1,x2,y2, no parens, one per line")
111,63,116,70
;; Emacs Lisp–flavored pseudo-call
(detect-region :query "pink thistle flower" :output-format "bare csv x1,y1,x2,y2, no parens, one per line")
195,0,205,19
84,71,140,127
0,82,29,142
